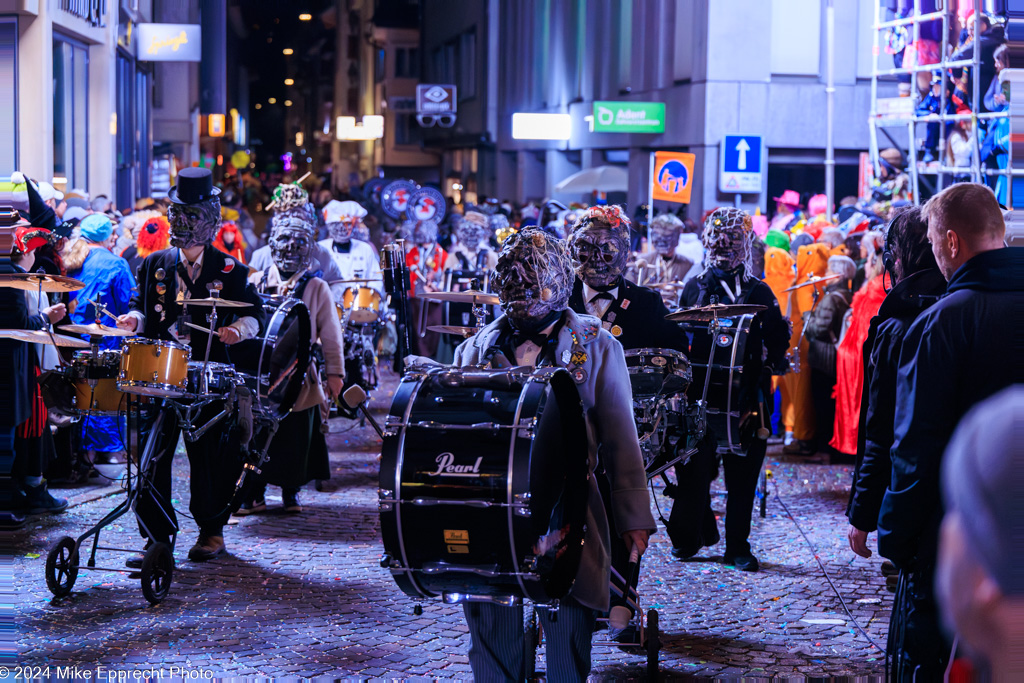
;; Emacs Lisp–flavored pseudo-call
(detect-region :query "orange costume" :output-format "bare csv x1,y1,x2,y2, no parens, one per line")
830,274,887,455
779,243,830,441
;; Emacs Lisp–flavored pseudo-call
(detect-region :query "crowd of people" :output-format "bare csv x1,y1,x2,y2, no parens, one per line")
1,161,1021,679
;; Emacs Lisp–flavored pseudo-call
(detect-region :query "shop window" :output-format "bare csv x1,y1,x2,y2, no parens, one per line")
53,34,88,190
0,19,16,172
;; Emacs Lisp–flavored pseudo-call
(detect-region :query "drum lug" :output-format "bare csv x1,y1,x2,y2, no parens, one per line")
380,553,394,569
154,346,162,357
513,493,531,516
152,372,159,381
378,488,395,511
521,555,538,572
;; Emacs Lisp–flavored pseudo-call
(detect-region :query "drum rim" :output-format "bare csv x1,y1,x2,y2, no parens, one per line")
257,296,312,418
121,337,191,353
116,379,189,397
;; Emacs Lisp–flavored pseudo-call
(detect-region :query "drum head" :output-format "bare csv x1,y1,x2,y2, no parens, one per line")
230,298,312,419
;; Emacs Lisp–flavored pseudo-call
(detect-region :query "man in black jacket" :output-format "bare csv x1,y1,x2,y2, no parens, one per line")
877,183,1023,680
117,169,266,562
672,208,790,571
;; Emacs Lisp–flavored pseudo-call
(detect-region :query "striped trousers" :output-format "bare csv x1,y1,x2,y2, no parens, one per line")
463,600,595,682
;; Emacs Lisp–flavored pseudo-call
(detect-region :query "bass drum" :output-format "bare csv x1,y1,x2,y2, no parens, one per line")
379,367,589,605
230,296,312,419
679,314,754,454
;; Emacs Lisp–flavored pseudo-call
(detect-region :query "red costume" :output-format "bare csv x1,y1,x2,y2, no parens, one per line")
213,221,247,264
830,274,887,455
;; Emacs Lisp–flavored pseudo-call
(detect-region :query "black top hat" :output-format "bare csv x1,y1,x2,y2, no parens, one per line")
168,168,221,205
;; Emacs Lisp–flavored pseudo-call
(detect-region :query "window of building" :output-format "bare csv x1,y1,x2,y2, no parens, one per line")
458,31,475,99
394,112,421,146
395,47,419,78
617,0,632,91
533,0,550,105
0,18,17,172
673,0,694,81
375,48,385,83
53,33,89,190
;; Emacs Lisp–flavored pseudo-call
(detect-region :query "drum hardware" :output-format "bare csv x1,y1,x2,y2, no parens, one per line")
329,277,384,285
786,278,825,374
183,407,231,443
177,297,251,308
0,272,85,292
382,241,411,373
418,289,501,307
341,385,385,439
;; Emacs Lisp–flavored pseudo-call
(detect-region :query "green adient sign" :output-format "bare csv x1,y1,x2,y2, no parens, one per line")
593,101,666,133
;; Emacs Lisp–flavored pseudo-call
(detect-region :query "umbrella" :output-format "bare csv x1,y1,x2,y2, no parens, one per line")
554,165,629,193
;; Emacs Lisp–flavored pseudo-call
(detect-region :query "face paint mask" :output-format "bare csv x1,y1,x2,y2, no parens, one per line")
569,224,630,289
493,229,573,325
327,219,356,243
456,223,490,251
168,198,221,249
650,227,680,256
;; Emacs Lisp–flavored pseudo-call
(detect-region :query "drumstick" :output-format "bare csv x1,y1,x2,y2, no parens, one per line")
89,298,120,323
183,321,217,335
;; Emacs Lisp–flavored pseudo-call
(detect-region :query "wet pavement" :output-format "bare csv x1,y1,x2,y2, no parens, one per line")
13,367,889,680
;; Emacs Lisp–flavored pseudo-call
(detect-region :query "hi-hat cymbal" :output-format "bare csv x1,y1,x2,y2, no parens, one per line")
59,323,136,337
418,289,501,306
666,303,767,322
783,273,842,292
647,281,687,290
0,273,85,292
179,297,252,308
0,329,91,348
427,324,477,337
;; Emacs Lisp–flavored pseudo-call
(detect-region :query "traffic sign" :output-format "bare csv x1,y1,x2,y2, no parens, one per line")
652,151,696,204
719,135,764,194
416,84,457,114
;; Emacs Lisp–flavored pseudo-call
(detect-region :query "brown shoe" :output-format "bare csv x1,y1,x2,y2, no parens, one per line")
187,535,225,562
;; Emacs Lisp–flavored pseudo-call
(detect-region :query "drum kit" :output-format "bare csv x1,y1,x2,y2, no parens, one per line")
331,277,386,393
418,287,499,339
2,271,314,604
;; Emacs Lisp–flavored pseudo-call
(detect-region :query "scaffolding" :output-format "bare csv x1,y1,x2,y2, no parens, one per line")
868,1,1018,206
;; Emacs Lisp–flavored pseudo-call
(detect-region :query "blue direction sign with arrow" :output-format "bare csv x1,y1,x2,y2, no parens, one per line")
719,135,764,194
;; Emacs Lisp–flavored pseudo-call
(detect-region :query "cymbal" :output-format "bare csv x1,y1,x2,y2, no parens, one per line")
59,323,136,337
0,329,91,348
0,273,85,292
427,325,477,337
328,278,384,285
783,273,842,292
180,297,252,308
665,303,767,322
418,289,501,306
647,282,686,290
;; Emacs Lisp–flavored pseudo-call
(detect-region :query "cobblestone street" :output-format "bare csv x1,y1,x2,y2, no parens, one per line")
14,368,891,680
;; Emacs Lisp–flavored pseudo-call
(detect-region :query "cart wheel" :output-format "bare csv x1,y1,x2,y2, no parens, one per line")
140,542,174,605
45,536,79,597
646,608,660,678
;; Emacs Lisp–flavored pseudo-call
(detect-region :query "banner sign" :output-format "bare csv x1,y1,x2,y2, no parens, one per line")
137,23,201,62
652,152,696,204
593,101,666,133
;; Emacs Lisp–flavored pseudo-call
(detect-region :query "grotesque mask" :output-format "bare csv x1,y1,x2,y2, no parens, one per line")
327,219,357,243
456,212,493,252
409,219,439,247
492,229,573,326
269,210,315,275
168,197,222,249
567,205,632,289
323,199,367,244
650,214,683,257
702,207,753,276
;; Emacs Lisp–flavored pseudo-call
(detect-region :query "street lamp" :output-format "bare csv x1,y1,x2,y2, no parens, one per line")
298,13,312,21
284,100,293,107
283,48,294,55
268,97,277,104
284,78,294,86
336,115,384,140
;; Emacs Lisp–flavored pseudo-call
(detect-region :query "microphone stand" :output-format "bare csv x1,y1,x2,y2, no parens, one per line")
382,239,411,374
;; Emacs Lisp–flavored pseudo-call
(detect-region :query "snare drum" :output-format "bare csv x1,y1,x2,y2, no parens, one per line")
623,348,692,400
186,361,237,396
70,350,125,415
342,287,383,324
379,366,589,605
117,338,191,397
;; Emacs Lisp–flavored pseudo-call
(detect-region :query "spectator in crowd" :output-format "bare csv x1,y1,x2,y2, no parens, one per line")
676,217,704,283
878,183,1021,679
829,239,886,459
213,221,247,264
802,255,856,455
769,190,802,233
64,214,137,470
117,210,163,275
946,108,975,182
951,12,1005,113
937,387,1024,681
847,207,946,562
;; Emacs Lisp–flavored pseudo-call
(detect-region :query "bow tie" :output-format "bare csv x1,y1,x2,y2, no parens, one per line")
512,328,550,348
589,292,614,303
333,241,352,254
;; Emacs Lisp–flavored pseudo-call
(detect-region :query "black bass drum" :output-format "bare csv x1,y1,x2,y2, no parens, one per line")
229,296,312,419
379,366,589,605
678,314,754,454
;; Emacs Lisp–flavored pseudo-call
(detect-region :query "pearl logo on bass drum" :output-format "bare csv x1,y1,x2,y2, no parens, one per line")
428,453,483,477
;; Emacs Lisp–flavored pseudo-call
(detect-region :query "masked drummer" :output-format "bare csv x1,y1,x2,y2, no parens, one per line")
405,218,447,358
671,207,789,572
452,228,656,681
443,211,498,274
318,199,384,301
626,213,695,298
239,208,344,514
116,168,266,563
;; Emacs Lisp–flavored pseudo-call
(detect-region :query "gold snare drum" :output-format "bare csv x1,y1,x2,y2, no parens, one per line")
71,350,126,415
341,286,383,325
117,338,191,397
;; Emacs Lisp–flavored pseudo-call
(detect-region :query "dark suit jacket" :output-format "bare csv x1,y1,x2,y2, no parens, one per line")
130,246,266,364
0,261,49,427
568,277,688,353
